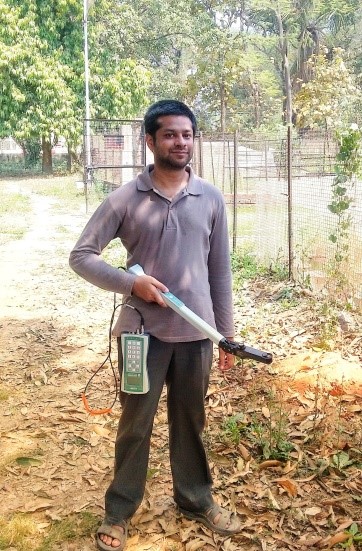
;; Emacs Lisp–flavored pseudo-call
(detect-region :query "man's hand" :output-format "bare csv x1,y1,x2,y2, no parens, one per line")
132,275,169,307
218,337,235,371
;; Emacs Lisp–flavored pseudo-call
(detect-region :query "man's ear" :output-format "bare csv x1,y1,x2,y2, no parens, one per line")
145,134,155,152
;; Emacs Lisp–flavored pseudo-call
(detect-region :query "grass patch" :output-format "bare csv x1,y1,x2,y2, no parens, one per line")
31,175,98,213
0,188,31,243
0,514,39,550
0,386,9,401
0,189,31,216
231,247,288,290
0,512,99,551
36,512,99,551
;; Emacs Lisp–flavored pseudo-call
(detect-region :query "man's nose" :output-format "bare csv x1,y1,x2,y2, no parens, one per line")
174,135,186,147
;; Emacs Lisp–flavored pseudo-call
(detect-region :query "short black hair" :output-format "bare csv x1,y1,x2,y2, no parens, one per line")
144,99,197,138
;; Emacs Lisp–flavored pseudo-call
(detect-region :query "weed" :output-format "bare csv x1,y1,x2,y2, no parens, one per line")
247,416,294,461
274,286,300,309
231,247,289,291
0,189,31,216
231,247,260,284
312,301,339,350
221,413,246,445
265,259,289,282
340,522,362,548
0,511,102,551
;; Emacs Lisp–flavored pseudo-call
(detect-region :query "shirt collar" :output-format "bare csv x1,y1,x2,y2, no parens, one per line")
136,164,203,195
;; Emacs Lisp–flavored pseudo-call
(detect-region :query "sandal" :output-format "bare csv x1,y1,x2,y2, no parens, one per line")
179,503,242,536
96,520,127,551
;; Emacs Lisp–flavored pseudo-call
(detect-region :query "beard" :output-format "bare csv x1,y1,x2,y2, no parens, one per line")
154,150,193,170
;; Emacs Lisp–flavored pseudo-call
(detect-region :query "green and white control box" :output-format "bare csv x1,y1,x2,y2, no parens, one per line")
121,333,150,394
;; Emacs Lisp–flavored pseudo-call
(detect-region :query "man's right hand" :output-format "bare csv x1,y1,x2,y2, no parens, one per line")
131,275,169,307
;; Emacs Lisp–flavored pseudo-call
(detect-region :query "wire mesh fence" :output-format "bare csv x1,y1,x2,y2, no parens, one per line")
87,123,362,311
200,130,361,310
88,119,145,193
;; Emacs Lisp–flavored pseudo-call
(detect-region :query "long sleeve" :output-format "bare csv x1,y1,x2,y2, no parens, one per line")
69,196,136,295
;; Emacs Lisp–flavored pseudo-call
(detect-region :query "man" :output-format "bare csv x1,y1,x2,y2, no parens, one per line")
69,100,242,551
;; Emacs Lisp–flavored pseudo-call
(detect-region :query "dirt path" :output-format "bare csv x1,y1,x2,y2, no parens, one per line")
0,186,116,547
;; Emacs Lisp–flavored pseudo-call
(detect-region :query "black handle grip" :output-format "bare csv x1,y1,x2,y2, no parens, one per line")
219,338,273,364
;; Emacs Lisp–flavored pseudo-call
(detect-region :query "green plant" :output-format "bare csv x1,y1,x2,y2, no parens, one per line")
265,258,289,282
245,406,294,461
328,125,362,298
313,301,339,350
221,413,246,445
0,514,38,550
331,451,356,471
340,523,362,548
274,286,299,309
0,189,31,216
231,248,260,282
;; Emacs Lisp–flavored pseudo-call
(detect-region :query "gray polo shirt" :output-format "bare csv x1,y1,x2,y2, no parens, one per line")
69,165,234,342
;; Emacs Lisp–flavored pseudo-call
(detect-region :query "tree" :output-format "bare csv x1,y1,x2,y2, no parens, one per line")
293,48,359,130
0,0,150,173
183,1,281,132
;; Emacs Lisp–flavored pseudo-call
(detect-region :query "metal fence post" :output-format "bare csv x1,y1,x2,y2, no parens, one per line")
198,131,203,178
287,125,293,279
233,130,238,252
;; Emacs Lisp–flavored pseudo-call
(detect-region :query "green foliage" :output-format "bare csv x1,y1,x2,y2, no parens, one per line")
340,523,362,548
221,406,294,461
294,48,359,130
22,138,42,168
231,248,260,281
249,400,294,461
231,248,288,291
327,124,362,295
0,0,150,172
221,413,246,445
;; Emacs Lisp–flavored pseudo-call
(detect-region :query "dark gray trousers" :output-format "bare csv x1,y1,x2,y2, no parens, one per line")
104,336,214,524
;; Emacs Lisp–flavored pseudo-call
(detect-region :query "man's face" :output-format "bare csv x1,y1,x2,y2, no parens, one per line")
146,115,194,170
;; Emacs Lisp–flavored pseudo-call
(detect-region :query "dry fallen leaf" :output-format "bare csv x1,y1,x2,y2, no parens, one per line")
275,478,298,497
259,460,283,470
318,531,350,548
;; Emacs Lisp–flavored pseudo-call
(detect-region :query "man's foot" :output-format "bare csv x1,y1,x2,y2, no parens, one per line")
96,521,127,550
179,504,242,536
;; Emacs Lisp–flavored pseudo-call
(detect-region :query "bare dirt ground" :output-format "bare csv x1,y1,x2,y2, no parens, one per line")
0,176,361,551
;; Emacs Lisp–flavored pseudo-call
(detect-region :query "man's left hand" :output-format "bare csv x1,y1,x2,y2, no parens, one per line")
218,338,235,371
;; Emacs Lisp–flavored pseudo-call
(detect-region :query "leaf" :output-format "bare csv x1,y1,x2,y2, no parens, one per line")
259,460,283,470
275,478,298,497
305,507,322,516
185,539,206,551
16,456,42,466
266,488,281,510
238,443,251,461
91,424,110,437
319,531,350,548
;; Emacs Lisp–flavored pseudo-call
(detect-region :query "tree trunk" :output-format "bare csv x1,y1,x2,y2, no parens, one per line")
67,145,72,172
42,136,53,174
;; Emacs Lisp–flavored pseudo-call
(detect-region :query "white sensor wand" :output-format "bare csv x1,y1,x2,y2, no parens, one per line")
128,265,272,364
